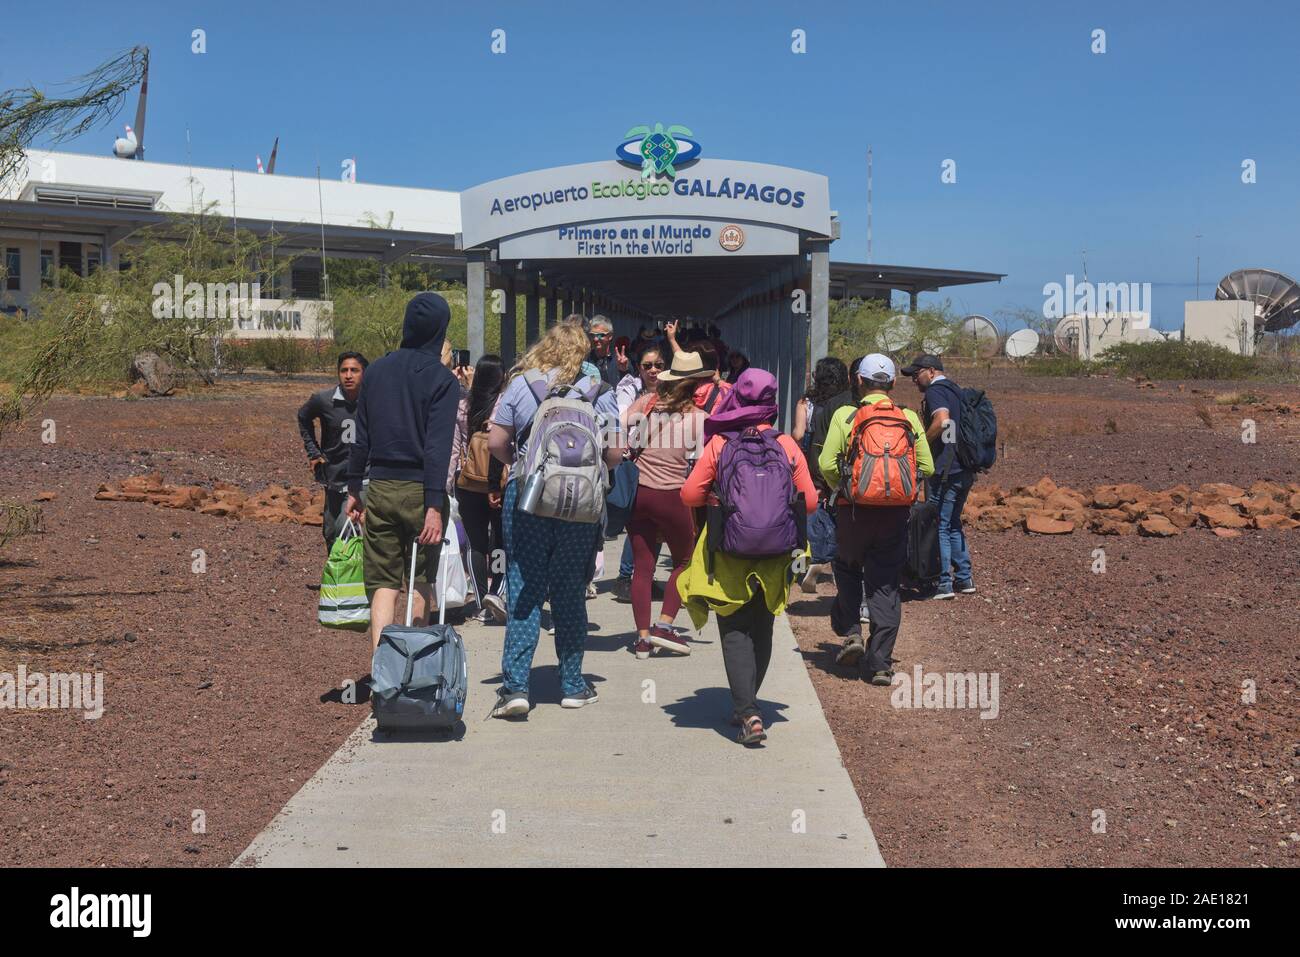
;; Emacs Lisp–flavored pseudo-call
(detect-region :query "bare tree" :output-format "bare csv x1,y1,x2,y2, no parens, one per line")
0,47,147,545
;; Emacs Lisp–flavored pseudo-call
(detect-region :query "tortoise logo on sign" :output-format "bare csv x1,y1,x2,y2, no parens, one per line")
718,224,745,252
616,123,702,180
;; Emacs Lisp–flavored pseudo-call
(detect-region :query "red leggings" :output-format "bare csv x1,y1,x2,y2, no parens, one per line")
627,485,696,632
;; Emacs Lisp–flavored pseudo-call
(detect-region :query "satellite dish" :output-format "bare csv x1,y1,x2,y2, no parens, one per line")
1216,268,1300,333
1053,315,1083,355
877,314,915,352
1004,328,1040,358
112,124,138,158
920,331,947,354
958,315,999,358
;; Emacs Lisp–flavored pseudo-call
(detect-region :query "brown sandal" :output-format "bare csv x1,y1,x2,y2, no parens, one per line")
738,715,767,746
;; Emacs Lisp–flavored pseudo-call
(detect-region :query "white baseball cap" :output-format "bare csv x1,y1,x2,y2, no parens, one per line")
857,353,896,384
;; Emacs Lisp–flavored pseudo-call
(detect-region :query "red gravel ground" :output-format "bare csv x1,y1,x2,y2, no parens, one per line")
0,378,374,866
788,366,1299,867
0,369,1296,867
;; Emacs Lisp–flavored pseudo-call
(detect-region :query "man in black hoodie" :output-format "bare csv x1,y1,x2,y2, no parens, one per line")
346,292,460,650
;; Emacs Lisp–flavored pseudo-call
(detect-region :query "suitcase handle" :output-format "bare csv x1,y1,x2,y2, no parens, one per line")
404,534,453,628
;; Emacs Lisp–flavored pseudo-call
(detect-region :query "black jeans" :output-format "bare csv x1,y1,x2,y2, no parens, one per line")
831,505,909,674
458,488,503,601
323,487,348,551
719,585,775,721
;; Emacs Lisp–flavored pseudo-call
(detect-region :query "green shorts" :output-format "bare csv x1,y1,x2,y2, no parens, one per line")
362,479,440,598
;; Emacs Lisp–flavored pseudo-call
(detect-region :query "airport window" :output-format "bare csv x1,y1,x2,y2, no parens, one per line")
292,267,322,299
40,248,54,287
4,248,19,291
86,245,101,274
59,241,83,277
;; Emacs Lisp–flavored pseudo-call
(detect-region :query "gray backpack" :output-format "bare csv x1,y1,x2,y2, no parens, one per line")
515,370,609,524
370,541,468,731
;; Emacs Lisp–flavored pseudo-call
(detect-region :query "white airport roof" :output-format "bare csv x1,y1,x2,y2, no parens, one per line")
3,150,461,236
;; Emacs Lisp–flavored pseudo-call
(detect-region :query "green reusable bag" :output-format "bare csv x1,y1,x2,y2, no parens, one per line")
319,518,370,631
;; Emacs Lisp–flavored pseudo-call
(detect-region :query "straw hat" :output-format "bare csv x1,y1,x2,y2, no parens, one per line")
657,350,715,381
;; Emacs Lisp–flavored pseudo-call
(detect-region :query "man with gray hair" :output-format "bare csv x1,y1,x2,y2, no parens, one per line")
585,314,628,388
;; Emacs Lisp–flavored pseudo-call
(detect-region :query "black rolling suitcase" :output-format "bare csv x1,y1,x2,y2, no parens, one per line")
904,497,941,588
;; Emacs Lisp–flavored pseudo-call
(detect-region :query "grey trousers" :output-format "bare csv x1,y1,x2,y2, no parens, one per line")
719,586,775,721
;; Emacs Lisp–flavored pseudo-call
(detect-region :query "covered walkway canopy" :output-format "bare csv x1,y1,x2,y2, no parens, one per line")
459,156,837,426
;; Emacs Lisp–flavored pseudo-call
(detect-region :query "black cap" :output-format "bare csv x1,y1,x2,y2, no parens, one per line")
900,354,944,376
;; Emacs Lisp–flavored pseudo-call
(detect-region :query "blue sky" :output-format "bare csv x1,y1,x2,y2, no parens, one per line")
4,0,1298,329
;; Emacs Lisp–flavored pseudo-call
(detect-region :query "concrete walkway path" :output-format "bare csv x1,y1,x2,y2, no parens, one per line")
237,537,884,867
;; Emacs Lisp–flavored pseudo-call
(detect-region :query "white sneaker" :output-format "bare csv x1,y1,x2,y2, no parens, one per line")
561,685,599,708
800,563,825,594
482,592,507,622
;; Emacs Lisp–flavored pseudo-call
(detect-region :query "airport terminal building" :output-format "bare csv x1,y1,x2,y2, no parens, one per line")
0,134,1005,422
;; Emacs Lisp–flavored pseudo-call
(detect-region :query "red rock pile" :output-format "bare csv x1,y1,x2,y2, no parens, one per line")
969,476,1300,536
94,473,324,526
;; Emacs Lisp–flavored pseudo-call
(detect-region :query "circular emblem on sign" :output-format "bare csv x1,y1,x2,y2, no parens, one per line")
718,224,745,252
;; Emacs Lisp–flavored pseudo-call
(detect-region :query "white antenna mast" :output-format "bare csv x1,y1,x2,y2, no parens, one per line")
186,127,195,212
866,145,873,262
316,158,330,299
230,167,238,234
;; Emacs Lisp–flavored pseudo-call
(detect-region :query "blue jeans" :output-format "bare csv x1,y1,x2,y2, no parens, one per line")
928,471,974,590
500,479,599,697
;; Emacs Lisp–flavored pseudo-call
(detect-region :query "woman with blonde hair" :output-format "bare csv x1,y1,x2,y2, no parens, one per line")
486,320,623,718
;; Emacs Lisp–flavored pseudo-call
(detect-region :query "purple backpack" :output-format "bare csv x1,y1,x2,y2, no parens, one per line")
715,427,801,558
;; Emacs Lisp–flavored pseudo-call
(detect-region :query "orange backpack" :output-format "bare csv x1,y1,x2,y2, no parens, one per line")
842,399,919,506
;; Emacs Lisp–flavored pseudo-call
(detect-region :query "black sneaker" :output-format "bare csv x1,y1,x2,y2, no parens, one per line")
868,670,895,686
560,684,599,709
955,579,976,594
489,688,529,719
612,576,632,603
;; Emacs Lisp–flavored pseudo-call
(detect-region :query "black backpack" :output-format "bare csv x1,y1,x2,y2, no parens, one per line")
955,387,997,472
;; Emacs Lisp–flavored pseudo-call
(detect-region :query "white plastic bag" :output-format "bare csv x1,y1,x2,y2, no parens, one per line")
435,519,470,610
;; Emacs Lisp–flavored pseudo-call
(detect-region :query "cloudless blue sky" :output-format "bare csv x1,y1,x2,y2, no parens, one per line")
3,0,1298,328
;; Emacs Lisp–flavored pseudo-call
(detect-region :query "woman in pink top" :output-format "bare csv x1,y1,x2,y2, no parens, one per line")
624,351,710,659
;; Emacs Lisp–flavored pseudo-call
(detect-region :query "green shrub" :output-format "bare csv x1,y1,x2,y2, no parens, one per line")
216,339,252,375
250,336,306,375
1094,340,1257,380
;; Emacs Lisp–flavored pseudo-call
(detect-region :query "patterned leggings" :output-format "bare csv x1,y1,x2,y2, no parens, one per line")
500,478,600,698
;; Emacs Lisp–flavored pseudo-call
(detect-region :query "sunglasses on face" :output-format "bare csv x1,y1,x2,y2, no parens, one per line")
591,332,611,340
642,361,665,370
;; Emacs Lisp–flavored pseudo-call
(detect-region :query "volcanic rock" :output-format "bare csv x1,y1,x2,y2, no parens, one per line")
129,352,177,396
1138,516,1181,537
1197,505,1249,529
1025,512,1075,535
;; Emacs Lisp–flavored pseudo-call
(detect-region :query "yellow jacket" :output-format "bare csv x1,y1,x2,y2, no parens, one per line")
817,393,934,491
676,527,801,629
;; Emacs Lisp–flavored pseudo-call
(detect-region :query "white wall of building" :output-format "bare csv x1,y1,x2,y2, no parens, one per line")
1073,312,1159,359
1184,299,1255,356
